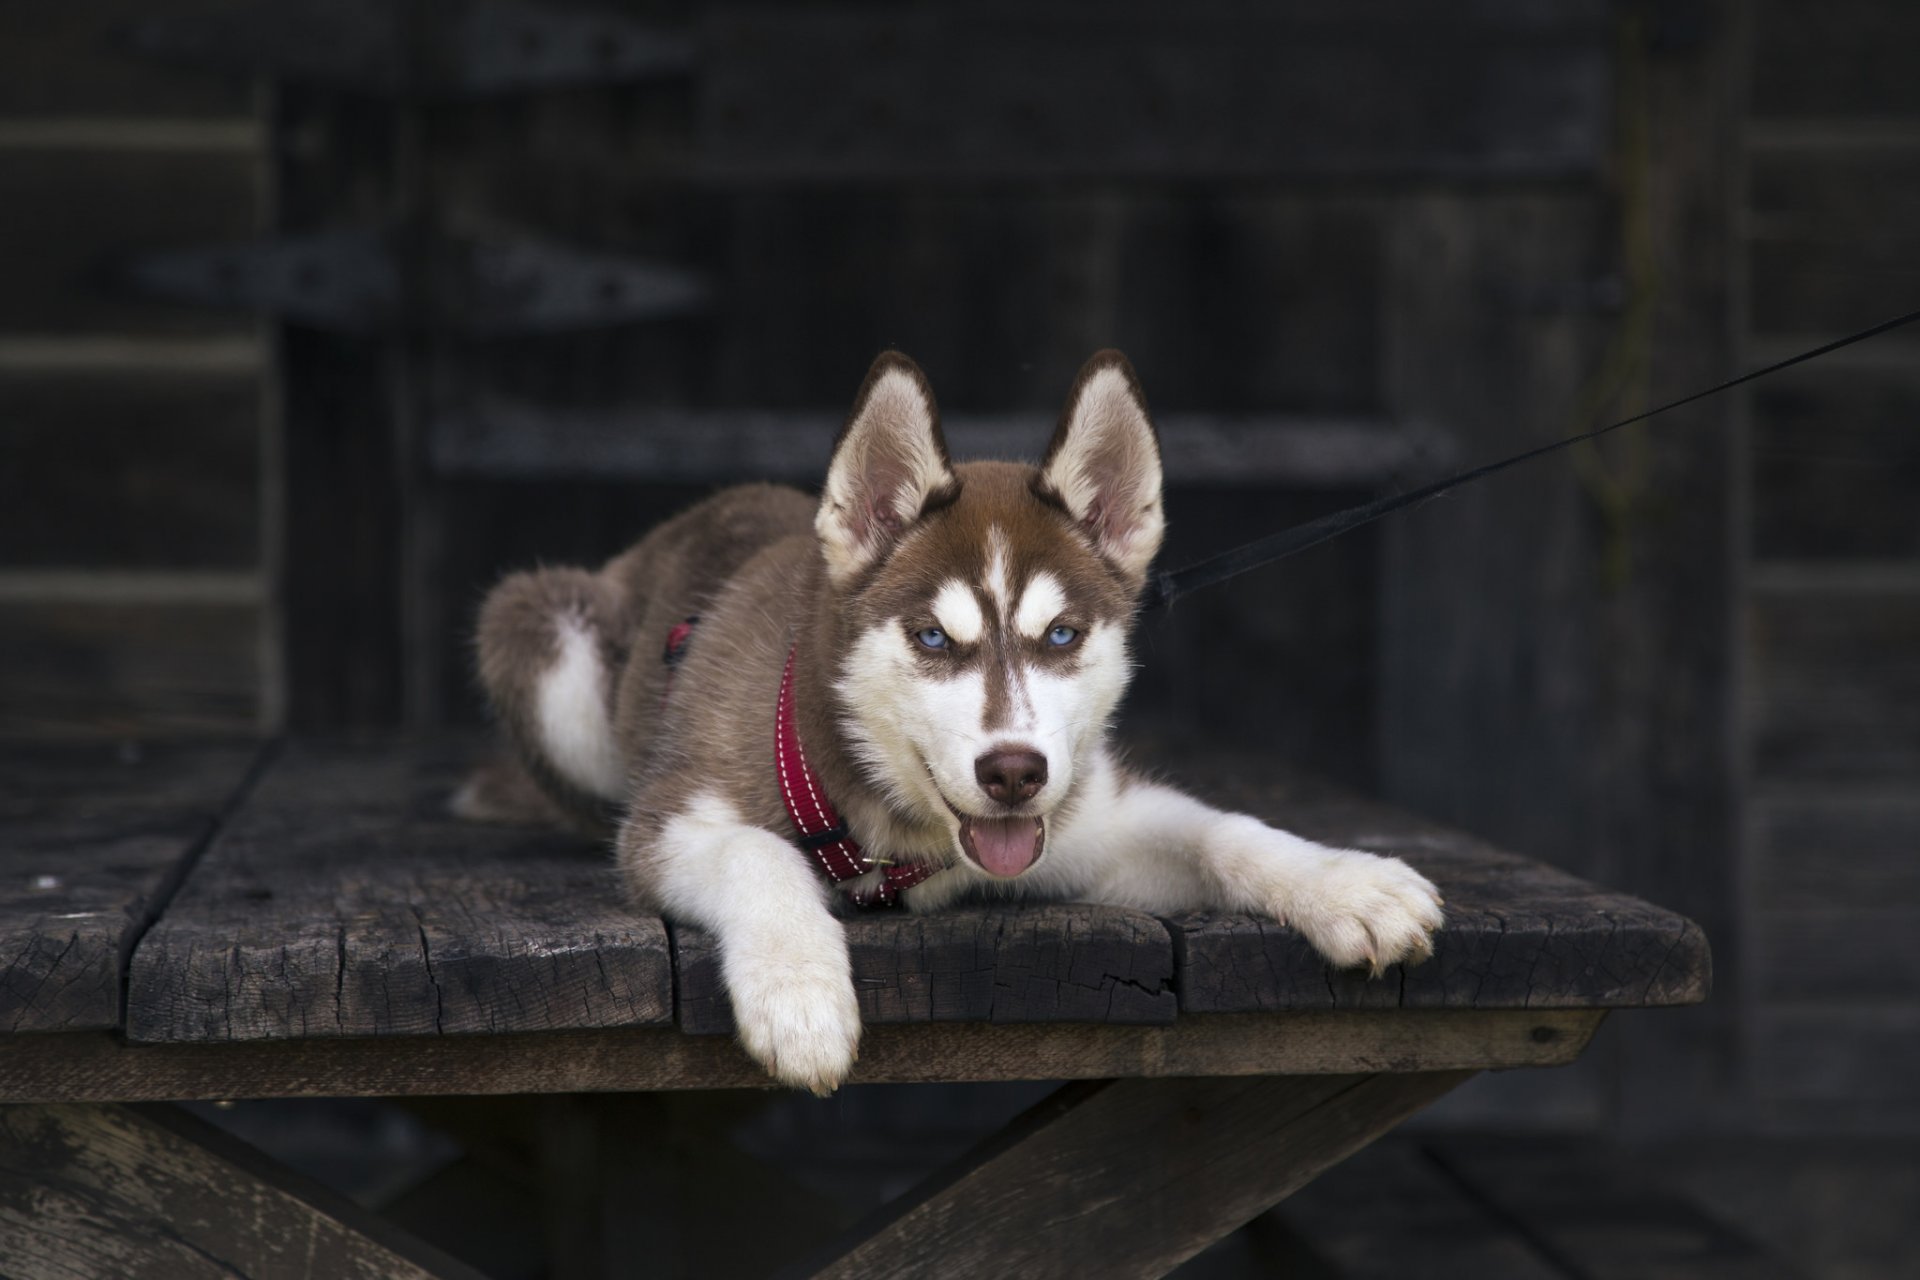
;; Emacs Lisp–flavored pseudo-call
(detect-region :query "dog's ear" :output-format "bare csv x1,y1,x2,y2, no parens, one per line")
816,352,958,585
1039,350,1164,586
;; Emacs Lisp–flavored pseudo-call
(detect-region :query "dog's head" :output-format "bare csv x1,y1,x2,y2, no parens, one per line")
816,350,1163,879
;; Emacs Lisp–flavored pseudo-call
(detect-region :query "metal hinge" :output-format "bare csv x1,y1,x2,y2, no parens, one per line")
116,227,708,334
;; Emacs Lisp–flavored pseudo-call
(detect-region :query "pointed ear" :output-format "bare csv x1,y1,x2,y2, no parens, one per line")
816,352,958,585
1039,350,1164,585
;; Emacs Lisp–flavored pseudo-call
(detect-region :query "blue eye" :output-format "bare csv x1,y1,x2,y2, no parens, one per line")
915,627,949,650
1047,625,1080,647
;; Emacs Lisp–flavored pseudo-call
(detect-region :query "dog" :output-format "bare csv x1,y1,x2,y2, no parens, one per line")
463,350,1443,1093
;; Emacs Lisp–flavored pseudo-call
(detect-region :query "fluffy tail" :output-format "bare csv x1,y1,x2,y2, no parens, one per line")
469,566,631,829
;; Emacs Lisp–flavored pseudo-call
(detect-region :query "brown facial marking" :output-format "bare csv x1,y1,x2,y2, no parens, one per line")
837,462,1139,728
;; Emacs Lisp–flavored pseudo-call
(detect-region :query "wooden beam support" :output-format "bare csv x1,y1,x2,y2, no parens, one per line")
0,1010,1601,1103
802,1069,1474,1280
0,1103,484,1279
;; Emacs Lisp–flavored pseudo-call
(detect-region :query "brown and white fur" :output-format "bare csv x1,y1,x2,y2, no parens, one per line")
465,350,1443,1094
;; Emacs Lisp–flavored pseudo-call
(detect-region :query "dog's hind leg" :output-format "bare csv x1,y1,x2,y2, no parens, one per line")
473,565,634,830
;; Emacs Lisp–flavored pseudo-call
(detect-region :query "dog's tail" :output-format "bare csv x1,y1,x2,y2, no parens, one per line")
469,566,630,830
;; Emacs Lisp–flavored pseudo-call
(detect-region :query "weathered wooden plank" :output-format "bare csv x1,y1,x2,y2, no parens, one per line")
1753,0,1920,122
431,404,1415,487
1749,590,1920,781
0,372,259,569
0,742,258,1033
697,5,1609,181
1430,1137,1809,1280
126,740,674,1042
1753,370,1920,560
1153,765,1711,1014
1265,1138,1565,1278
1752,791,1920,912
0,1010,1604,1102
0,1,254,119
0,1103,483,1280
1752,1008,1920,1105
0,600,260,737
448,190,1375,411
1754,909,1920,1002
0,151,256,336
1750,152,1920,338
805,1070,1472,1280
672,905,1176,1036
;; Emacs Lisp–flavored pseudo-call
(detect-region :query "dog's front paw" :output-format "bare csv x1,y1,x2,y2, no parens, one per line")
726,949,862,1096
1286,849,1444,977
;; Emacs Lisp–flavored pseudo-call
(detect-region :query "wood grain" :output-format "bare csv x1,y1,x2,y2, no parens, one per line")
0,1011,1604,1103
0,151,256,337
1753,0,1920,121
1749,151,1920,337
125,740,673,1043
804,1069,1473,1280
0,0,254,119
1267,1138,1565,1278
1155,767,1712,1014
0,1103,483,1279
0,741,257,1033
0,372,260,570
1430,1136,1807,1280
1752,791,1920,912
1749,589,1920,782
672,905,1176,1035
1753,371,1920,561
697,5,1608,181
0,601,261,738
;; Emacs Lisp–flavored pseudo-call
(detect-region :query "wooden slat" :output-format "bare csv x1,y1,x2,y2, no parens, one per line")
805,1070,1472,1280
1753,370,1920,560
1154,765,1711,1014
431,405,1419,488
1429,1137,1808,1280
672,905,1176,1036
1749,152,1920,339
697,4,1609,181
1266,1138,1565,1278
0,1,253,119
1752,791,1920,912
1753,0,1920,122
0,741,258,1033
1752,1008,1920,1105
0,372,259,569
1753,910,1920,1003
0,600,260,737
125,740,674,1042
1748,589,1920,781
0,1011,1605,1103
0,1103,483,1280
0,151,256,336
433,191,1381,412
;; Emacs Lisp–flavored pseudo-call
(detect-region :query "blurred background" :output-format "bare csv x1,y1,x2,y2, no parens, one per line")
2,0,1916,1275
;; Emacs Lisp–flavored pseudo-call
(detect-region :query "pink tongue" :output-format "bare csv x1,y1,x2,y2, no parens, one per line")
967,817,1042,877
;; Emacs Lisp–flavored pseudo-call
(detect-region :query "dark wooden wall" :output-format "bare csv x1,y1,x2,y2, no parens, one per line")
1741,0,1920,1133
0,0,269,737
4,0,1913,1137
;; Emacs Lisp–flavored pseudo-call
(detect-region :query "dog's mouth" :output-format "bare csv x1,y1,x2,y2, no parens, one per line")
954,812,1046,878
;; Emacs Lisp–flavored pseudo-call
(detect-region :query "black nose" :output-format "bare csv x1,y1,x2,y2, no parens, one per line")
975,748,1047,805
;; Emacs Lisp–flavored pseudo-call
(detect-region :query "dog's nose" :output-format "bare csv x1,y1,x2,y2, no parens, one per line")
975,748,1047,805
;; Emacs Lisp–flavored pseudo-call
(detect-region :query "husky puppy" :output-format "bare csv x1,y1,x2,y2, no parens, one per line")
468,351,1442,1093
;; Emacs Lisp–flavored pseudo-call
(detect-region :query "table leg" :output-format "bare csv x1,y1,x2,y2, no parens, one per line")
800,1069,1476,1280
0,1102,485,1280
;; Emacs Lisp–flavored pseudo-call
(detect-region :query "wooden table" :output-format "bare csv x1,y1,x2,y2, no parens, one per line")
0,739,1710,1279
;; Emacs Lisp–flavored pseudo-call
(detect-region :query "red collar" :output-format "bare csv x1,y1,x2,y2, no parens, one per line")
775,646,937,908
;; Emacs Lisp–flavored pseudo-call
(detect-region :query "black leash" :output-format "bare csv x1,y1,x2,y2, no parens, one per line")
1143,307,1920,612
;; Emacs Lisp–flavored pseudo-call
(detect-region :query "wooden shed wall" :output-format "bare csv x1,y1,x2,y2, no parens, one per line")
2,0,1914,1137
